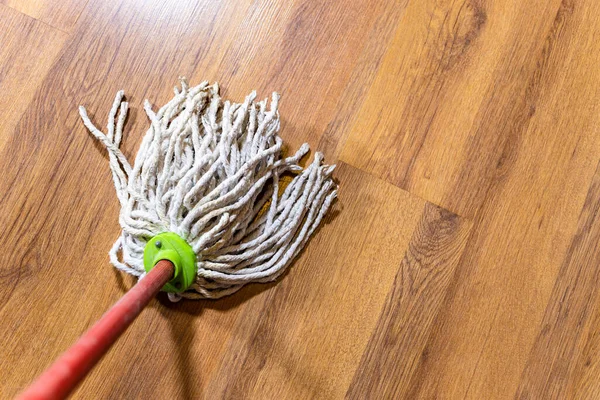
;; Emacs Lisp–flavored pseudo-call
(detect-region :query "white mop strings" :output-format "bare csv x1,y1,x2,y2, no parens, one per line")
78,80,337,300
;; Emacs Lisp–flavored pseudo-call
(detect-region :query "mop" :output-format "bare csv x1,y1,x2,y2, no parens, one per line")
18,79,337,399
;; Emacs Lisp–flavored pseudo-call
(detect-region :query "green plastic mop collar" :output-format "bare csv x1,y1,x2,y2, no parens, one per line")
143,232,197,293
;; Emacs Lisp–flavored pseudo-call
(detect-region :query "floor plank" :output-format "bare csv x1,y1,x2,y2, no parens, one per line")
317,0,411,160
187,0,403,154
0,4,68,150
205,163,469,399
0,0,460,397
346,202,471,399
404,0,600,397
559,160,600,400
1,0,88,32
339,0,565,217
514,160,600,398
568,281,600,399
2,0,600,398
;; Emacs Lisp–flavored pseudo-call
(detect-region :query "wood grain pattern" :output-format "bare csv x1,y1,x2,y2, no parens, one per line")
0,4,68,149
191,0,404,154
560,160,600,400
346,203,471,399
205,163,429,399
2,0,600,397
402,0,600,397
515,160,600,398
340,0,565,217
1,0,88,32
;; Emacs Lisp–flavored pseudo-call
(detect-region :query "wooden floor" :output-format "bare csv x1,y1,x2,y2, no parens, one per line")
2,0,600,398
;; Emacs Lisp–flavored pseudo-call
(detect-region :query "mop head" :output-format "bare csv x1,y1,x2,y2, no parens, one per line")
79,79,337,300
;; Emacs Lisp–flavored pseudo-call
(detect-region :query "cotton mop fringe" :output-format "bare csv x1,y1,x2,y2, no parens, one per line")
79,79,337,300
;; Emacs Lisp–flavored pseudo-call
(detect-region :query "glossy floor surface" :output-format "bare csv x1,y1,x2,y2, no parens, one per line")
2,0,600,398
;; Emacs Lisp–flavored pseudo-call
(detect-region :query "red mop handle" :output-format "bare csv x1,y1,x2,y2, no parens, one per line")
17,260,174,400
